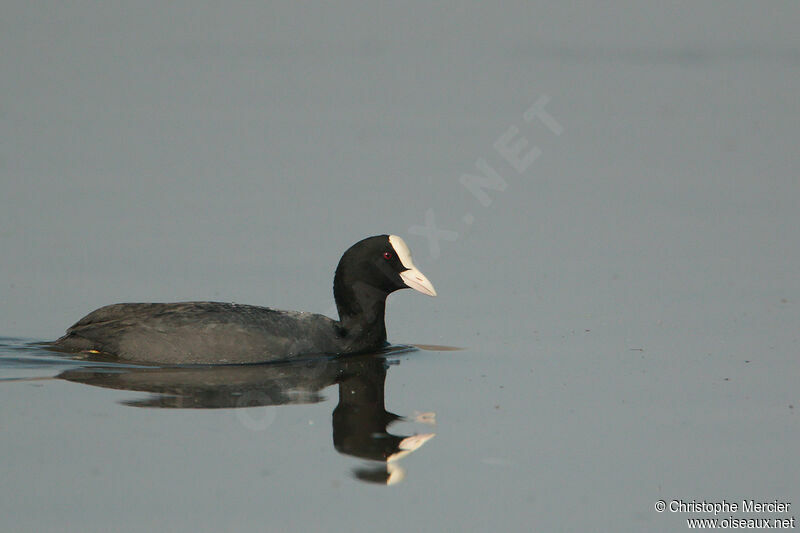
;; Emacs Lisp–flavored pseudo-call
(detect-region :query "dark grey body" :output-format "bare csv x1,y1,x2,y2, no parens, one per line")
54,302,358,364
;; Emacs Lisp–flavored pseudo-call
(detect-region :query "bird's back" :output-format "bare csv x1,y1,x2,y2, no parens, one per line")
54,301,342,364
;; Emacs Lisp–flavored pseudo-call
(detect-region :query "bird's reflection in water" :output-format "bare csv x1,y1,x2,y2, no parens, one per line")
56,348,435,485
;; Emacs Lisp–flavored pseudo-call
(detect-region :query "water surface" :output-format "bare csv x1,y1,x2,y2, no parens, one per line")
2,2,799,532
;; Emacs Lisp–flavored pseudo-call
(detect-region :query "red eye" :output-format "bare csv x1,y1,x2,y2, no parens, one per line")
383,252,392,260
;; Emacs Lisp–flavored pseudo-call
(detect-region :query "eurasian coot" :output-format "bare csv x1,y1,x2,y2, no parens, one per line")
52,235,436,364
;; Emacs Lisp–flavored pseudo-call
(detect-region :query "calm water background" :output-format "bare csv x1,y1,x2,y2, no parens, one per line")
2,2,799,532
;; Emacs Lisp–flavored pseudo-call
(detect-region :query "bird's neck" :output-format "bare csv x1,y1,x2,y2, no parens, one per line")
338,302,387,346
334,277,389,349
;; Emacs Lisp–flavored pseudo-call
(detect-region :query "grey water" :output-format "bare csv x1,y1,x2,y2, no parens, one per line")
2,2,799,532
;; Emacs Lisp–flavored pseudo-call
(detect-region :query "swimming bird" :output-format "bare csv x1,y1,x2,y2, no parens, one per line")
51,235,436,364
